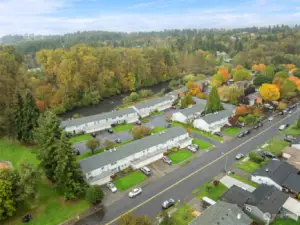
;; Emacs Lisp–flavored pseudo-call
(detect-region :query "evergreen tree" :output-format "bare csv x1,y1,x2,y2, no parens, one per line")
9,90,24,140
55,132,86,200
21,91,40,143
205,86,224,113
19,163,39,201
34,111,61,182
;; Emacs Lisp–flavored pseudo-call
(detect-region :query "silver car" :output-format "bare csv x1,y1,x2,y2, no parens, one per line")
129,187,142,198
162,156,172,165
107,182,117,193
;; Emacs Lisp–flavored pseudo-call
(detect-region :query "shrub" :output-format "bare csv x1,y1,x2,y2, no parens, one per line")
139,89,153,98
213,180,220,186
86,139,100,154
196,92,207,99
104,139,115,149
206,183,214,192
123,167,133,174
249,151,264,163
85,185,104,205
243,114,257,125
131,126,151,139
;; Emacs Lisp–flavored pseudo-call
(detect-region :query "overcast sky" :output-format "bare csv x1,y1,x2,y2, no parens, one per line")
0,0,299,36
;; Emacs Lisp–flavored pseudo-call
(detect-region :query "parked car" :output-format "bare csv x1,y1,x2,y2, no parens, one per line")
129,187,142,198
238,132,245,138
288,110,293,114
108,128,114,134
192,144,199,149
243,130,251,135
91,132,97,138
283,109,288,114
22,214,32,223
263,151,276,158
165,123,172,128
284,137,293,143
136,120,142,125
268,117,274,121
162,156,172,165
140,166,152,176
278,111,284,115
74,149,80,156
258,123,263,127
235,153,244,160
115,138,122,143
214,132,222,137
279,124,289,131
256,151,266,158
187,145,197,153
236,123,244,128
162,198,176,209
107,182,117,193
286,135,296,140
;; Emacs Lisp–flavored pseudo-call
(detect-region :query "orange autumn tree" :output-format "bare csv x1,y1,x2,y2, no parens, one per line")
259,84,280,102
185,81,198,89
235,105,248,116
217,67,230,81
288,76,300,90
252,64,265,72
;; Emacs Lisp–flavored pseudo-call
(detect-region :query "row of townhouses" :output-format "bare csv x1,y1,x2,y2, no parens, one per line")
79,126,192,185
61,95,175,134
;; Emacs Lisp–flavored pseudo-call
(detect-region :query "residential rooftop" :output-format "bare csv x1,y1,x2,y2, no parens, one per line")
199,109,232,124
189,201,252,225
60,107,137,128
79,126,188,173
133,95,173,110
179,103,205,117
222,185,252,207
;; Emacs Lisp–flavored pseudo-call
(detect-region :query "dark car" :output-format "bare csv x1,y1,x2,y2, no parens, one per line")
243,130,251,135
108,128,114,134
91,132,97,138
162,198,176,209
74,149,80,155
279,111,284,115
256,151,266,158
263,151,276,158
22,214,32,223
284,138,293,143
165,123,172,128
214,132,222,137
254,124,259,129
136,120,142,125
115,138,122,143
258,123,263,127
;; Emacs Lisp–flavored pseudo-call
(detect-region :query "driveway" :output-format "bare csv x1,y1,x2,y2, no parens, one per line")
220,175,256,192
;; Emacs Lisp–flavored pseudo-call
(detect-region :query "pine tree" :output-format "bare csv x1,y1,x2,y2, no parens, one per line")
55,132,86,200
34,111,61,182
9,90,24,140
205,86,224,113
21,91,40,143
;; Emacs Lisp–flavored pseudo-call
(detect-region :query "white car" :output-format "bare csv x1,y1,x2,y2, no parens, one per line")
268,117,274,121
107,182,117,193
288,110,293,114
187,145,197,153
129,187,142,198
235,153,244,160
279,124,289,131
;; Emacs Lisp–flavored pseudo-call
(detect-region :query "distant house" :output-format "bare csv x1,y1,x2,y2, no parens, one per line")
132,95,175,117
222,184,289,223
247,92,262,106
172,103,205,124
251,160,300,195
79,127,192,185
282,146,300,170
216,51,228,57
188,201,252,225
193,109,232,133
61,108,139,134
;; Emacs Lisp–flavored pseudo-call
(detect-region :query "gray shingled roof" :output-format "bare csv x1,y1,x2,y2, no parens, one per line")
282,174,300,192
200,109,232,124
179,104,205,117
252,160,298,185
61,107,137,128
189,201,252,225
133,95,173,110
79,126,187,173
247,185,288,214
222,185,252,207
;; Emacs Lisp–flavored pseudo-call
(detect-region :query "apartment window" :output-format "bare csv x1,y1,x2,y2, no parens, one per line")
246,206,251,212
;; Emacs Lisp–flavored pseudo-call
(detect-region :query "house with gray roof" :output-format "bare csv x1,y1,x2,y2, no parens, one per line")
132,95,175,117
171,103,205,124
251,160,300,194
60,107,139,134
189,201,252,225
222,185,289,223
79,126,192,185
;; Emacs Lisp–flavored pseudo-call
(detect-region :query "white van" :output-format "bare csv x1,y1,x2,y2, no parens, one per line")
140,166,152,176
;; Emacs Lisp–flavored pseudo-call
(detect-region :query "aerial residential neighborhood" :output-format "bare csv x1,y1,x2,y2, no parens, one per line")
2,2,300,225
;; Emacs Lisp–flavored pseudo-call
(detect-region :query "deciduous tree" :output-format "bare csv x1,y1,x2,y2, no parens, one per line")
131,126,151,139
86,139,100,154
233,69,251,82
259,84,280,102
85,185,104,204
280,79,296,99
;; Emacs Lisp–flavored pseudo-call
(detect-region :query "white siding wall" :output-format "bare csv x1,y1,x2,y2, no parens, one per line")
193,117,229,133
132,153,164,169
90,176,111,186
193,119,210,131
172,112,187,124
134,100,173,117
251,175,283,191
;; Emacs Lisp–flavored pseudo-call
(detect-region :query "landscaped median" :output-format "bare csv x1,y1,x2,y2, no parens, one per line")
170,121,223,142
113,170,147,191
69,134,92,143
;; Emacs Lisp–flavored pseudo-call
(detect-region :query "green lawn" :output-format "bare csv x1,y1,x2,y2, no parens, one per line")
170,122,223,142
1,139,90,225
197,182,228,201
171,204,196,225
235,159,261,173
285,125,300,135
151,127,167,134
69,134,92,143
168,150,193,164
228,173,258,187
271,218,300,225
263,139,290,155
114,170,147,191
77,140,133,161
0,139,39,170
223,127,241,136
192,138,212,150
113,123,133,132
150,110,163,116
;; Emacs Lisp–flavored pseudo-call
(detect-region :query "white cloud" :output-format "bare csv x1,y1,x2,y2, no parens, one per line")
0,0,299,36
128,1,157,9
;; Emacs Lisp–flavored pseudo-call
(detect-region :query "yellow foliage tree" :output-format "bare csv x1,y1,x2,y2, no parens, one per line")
235,65,244,70
252,64,265,72
259,84,280,102
285,64,295,71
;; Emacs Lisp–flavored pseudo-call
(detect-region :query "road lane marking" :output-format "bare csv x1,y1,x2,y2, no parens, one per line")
106,112,297,225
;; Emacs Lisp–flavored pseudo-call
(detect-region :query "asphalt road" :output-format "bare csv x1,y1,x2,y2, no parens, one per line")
97,108,300,225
